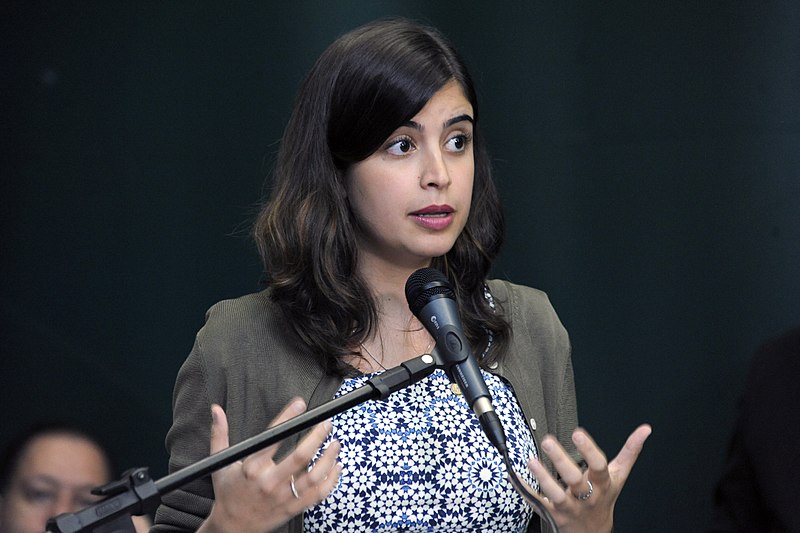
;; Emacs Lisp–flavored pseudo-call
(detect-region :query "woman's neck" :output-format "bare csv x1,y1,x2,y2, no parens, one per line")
354,256,435,372
357,253,430,314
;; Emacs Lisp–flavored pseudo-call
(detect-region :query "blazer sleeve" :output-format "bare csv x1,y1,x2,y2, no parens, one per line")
151,336,216,532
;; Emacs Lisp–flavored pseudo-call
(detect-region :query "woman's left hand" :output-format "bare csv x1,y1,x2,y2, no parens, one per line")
527,424,652,533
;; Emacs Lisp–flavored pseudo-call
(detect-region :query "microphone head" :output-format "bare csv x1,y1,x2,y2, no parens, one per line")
405,268,456,315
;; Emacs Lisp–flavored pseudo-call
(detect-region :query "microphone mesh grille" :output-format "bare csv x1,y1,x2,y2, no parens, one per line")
405,268,455,315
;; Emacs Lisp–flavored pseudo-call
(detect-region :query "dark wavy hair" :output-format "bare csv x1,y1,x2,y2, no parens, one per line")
254,18,509,375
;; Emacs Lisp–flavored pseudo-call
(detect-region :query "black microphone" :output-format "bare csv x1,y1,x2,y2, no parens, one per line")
405,267,507,453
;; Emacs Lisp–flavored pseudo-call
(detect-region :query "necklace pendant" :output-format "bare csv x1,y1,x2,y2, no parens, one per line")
450,383,462,395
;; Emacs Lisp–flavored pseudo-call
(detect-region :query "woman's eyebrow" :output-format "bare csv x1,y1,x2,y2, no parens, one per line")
444,114,474,128
401,114,474,132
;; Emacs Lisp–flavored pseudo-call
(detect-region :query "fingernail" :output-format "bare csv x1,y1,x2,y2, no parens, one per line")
541,439,553,453
573,432,585,445
291,399,306,413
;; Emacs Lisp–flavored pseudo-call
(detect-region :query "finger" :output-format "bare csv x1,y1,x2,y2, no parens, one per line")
297,460,342,508
243,398,308,473
316,461,343,499
571,428,609,483
608,424,652,480
268,397,308,428
301,438,341,487
540,436,584,489
528,456,569,506
294,438,341,496
209,404,230,455
275,420,335,478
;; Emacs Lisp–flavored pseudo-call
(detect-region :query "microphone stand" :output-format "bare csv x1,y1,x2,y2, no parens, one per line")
46,354,438,533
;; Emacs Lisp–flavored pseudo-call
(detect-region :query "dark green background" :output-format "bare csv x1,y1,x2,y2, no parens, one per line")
2,2,798,530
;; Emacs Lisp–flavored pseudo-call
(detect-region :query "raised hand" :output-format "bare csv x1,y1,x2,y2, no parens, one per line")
199,398,342,533
527,424,652,533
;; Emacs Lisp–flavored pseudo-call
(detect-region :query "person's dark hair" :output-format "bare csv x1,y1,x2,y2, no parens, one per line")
0,422,111,494
254,18,508,375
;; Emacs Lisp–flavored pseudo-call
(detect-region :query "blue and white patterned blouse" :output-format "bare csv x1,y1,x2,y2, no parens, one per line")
303,368,538,532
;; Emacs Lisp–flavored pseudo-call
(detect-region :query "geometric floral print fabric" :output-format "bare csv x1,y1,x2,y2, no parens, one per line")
303,369,538,532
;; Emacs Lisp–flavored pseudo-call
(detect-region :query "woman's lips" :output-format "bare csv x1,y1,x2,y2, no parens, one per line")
410,205,455,230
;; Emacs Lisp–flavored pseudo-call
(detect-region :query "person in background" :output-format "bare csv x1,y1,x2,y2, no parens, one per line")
153,18,651,533
0,422,152,533
709,325,800,532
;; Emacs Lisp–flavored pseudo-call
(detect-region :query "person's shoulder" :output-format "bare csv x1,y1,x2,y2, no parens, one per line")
756,325,800,361
749,324,800,381
487,279,570,367
188,288,296,371
487,278,567,340
486,278,556,316
205,289,274,322
198,289,283,342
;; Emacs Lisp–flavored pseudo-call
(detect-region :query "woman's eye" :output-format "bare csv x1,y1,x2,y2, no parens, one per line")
24,488,56,504
386,138,414,156
446,133,471,152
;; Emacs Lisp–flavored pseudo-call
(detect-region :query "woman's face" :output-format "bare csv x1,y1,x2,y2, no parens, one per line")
0,434,109,533
346,81,475,271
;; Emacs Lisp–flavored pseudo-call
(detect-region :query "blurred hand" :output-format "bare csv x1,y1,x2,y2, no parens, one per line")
131,514,152,533
198,398,341,533
527,424,652,533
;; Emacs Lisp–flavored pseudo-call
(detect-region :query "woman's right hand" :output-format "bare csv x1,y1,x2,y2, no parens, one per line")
198,399,342,533
526,424,651,533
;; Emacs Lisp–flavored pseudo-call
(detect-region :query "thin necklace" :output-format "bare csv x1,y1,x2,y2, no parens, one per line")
360,342,386,371
359,339,435,372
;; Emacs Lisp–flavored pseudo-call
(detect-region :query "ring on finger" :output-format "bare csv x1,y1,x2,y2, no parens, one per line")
290,474,300,499
574,479,593,501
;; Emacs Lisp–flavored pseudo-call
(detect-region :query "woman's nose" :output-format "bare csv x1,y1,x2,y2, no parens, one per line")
419,148,450,189
52,491,81,517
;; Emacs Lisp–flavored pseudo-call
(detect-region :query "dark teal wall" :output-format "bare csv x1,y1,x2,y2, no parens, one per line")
3,3,798,530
